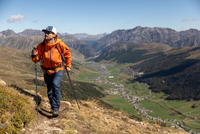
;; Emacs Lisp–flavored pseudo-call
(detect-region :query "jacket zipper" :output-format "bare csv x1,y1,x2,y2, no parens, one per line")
49,44,53,74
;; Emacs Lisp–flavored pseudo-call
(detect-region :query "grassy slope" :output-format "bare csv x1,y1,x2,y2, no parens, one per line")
0,86,34,133
95,42,171,63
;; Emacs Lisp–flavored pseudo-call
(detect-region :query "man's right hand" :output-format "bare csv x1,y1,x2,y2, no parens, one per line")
32,48,38,56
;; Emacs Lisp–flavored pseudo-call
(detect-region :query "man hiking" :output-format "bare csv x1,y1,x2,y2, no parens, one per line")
31,26,72,117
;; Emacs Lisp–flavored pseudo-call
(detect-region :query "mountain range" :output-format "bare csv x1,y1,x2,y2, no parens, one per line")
0,29,97,59
91,26,200,53
69,33,107,41
1,26,200,59
62,32,108,47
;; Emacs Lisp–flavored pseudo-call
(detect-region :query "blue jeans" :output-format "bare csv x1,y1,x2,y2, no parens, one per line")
44,70,63,110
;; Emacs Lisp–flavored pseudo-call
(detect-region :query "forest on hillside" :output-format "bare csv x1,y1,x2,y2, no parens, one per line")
132,48,200,100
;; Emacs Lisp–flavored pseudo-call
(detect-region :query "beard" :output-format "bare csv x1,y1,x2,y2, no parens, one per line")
45,37,54,41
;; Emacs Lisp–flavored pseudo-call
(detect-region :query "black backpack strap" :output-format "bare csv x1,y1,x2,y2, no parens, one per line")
55,43,66,64
41,41,45,55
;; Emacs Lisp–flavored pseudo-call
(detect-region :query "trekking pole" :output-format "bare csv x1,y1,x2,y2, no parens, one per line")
65,66,80,110
34,47,38,112
56,46,80,110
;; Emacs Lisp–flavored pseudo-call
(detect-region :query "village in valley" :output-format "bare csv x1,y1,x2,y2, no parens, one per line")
88,62,198,133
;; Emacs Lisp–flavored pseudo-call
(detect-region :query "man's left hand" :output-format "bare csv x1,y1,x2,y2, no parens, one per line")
66,67,71,72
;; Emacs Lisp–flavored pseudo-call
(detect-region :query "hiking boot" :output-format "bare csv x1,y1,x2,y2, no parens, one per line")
52,109,59,117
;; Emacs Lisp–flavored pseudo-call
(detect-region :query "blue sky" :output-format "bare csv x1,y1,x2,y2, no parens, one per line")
0,0,200,35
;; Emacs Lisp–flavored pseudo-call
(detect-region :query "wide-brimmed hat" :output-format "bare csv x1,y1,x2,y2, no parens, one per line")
42,26,57,34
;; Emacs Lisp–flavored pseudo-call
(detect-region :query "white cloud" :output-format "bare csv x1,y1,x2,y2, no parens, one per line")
7,14,25,23
181,17,197,22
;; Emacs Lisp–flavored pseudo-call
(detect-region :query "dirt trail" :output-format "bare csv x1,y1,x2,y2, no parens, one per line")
22,99,71,134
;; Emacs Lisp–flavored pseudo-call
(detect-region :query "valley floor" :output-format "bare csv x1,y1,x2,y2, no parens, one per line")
87,62,200,134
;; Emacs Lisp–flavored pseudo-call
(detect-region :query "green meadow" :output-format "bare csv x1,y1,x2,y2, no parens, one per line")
101,94,138,115
106,65,120,83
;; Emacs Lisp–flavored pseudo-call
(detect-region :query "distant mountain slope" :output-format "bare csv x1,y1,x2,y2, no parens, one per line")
92,26,200,53
0,29,18,37
0,36,44,50
18,29,44,36
94,42,171,63
130,46,200,100
73,33,107,47
170,34,200,47
0,29,97,58
73,33,107,41
61,35,98,58
0,35,85,61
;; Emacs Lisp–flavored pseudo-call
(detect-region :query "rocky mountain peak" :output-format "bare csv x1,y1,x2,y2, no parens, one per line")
18,29,44,36
0,29,18,38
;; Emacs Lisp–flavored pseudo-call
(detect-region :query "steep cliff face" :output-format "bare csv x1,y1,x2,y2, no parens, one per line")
92,26,200,53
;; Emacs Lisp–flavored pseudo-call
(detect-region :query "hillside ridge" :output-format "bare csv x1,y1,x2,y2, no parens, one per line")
0,80,188,134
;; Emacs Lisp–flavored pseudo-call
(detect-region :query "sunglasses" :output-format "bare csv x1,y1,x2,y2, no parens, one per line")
44,31,54,34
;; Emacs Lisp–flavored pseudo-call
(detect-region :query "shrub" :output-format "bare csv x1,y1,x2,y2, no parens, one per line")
0,86,34,133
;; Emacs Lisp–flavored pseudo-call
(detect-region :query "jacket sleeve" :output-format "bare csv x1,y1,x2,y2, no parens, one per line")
31,43,42,63
60,42,72,68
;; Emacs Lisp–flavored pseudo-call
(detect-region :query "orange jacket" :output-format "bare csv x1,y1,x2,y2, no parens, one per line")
32,38,72,75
